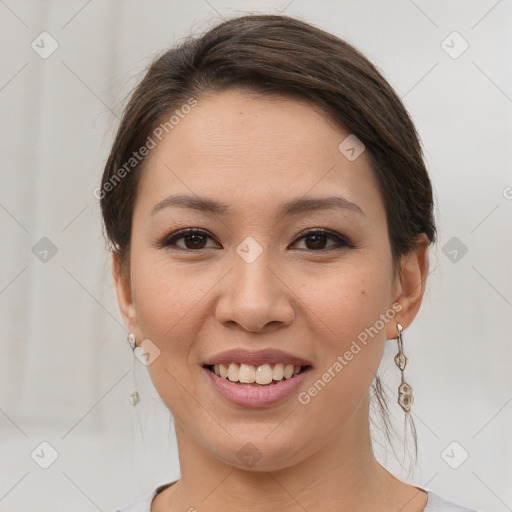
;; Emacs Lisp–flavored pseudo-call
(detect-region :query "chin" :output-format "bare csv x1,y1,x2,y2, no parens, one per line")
207,430,313,473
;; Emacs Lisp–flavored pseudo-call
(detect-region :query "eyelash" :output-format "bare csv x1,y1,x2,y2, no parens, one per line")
156,227,353,252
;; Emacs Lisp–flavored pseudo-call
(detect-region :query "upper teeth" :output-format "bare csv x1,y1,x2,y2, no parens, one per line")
213,363,302,385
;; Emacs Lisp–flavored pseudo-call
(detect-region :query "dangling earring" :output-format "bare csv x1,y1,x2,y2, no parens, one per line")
127,332,140,408
394,323,413,413
127,332,136,350
129,391,140,407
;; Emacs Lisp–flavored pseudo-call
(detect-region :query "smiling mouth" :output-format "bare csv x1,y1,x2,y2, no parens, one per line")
203,363,312,386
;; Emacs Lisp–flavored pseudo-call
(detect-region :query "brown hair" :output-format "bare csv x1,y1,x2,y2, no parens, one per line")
100,14,436,470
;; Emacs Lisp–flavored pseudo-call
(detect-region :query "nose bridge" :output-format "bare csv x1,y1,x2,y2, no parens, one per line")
234,245,275,298
215,236,294,331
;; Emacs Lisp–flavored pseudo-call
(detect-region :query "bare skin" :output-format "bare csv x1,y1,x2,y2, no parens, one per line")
113,89,430,512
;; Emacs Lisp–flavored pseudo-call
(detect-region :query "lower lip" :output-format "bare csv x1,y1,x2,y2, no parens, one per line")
203,367,311,408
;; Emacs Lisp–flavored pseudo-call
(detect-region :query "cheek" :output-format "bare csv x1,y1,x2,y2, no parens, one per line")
132,243,216,320
304,262,393,399
129,253,213,414
294,268,392,430
129,251,212,360
304,260,392,343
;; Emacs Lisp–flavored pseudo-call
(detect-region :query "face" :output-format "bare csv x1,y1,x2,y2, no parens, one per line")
116,89,407,471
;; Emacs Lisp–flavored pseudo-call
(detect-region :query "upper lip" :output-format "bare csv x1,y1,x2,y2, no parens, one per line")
202,348,313,367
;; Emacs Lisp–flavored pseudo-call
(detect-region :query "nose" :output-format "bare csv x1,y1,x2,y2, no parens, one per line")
215,249,295,333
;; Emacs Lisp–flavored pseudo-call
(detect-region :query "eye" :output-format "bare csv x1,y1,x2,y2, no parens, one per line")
157,228,220,251
156,227,352,252
291,228,352,251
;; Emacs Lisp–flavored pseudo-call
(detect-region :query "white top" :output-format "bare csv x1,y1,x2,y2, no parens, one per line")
113,483,479,512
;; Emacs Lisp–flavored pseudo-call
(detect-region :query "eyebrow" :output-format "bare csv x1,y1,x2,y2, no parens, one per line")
150,194,365,217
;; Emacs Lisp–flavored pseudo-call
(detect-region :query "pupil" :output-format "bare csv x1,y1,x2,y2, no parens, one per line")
307,234,326,250
187,235,206,249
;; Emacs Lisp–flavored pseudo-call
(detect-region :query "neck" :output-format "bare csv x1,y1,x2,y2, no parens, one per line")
158,396,413,512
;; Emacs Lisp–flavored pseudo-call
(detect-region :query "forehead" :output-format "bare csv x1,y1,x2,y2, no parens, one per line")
136,89,383,217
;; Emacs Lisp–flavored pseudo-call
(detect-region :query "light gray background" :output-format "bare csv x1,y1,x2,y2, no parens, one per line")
1,1,511,511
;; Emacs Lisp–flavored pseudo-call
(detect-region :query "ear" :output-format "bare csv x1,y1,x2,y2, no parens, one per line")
112,251,139,337
386,233,430,339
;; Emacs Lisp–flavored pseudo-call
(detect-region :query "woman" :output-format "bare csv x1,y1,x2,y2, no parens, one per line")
100,14,478,512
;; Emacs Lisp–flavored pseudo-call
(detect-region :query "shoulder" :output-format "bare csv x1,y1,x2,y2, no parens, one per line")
113,482,175,512
424,490,479,512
